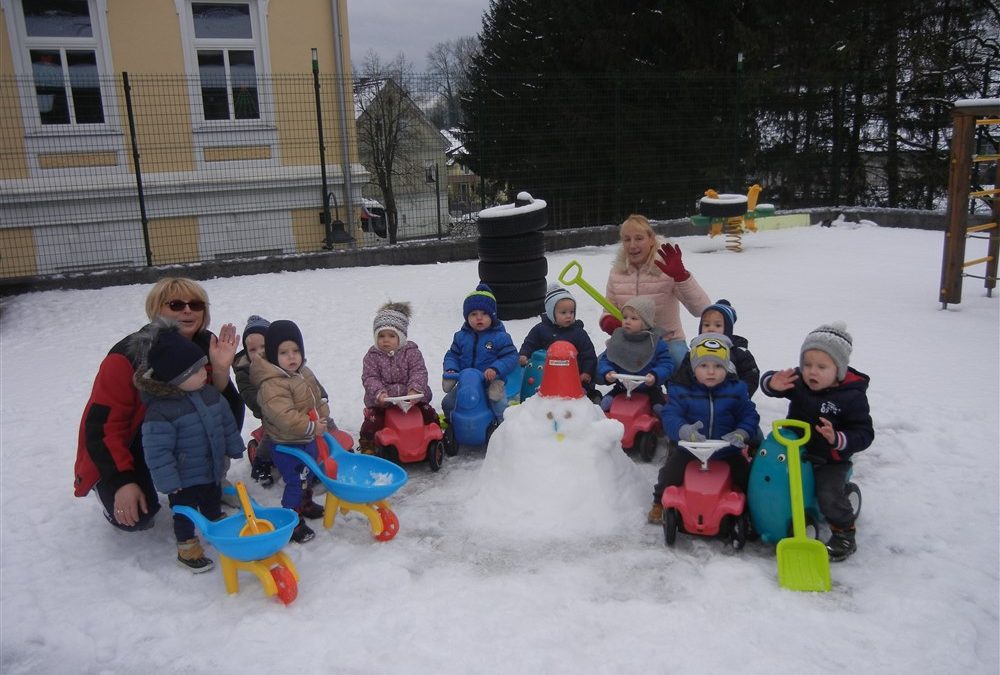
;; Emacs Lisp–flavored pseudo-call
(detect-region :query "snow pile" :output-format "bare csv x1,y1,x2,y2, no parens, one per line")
465,396,648,539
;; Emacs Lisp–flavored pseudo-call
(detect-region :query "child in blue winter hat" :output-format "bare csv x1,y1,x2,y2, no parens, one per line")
442,283,519,422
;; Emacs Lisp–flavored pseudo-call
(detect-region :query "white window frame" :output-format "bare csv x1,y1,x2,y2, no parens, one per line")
2,0,126,174
176,0,277,167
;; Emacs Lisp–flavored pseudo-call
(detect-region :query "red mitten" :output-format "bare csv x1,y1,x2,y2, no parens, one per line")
654,243,691,282
599,314,622,335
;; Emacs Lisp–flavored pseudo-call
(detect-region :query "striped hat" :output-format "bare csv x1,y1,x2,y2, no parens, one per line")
373,301,411,347
544,283,575,323
701,300,737,337
463,283,497,323
801,321,853,380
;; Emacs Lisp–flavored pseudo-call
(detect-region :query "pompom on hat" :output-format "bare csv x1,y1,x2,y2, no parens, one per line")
543,284,575,323
800,321,853,380
622,295,657,330
242,314,270,350
373,301,411,347
689,333,733,370
701,299,737,338
463,283,498,323
265,320,305,368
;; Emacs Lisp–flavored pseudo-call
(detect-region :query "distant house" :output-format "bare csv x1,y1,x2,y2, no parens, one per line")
354,77,449,241
441,127,478,217
0,0,365,278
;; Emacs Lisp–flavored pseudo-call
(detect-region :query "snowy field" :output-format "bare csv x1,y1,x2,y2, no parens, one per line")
1,222,998,674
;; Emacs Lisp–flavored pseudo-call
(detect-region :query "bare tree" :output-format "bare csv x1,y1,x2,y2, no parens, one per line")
426,36,479,127
354,51,424,244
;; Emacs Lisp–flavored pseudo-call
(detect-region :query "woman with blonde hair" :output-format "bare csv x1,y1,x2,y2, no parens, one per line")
600,215,710,365
75,277,243,531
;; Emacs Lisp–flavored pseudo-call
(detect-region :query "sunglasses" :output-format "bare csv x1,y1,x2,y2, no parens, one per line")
164,299,206,312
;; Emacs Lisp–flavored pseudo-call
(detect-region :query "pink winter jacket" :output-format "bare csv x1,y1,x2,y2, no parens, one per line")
602,238,711,342
361,341,432,407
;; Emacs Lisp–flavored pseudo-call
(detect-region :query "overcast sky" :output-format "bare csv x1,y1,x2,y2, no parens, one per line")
346,0,490,71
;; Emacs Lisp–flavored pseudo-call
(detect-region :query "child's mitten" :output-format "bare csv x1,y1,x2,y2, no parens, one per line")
721,429,749,448
679,421,705,442
487,379,505,401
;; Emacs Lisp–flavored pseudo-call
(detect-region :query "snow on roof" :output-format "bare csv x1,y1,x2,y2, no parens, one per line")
955,98,1000,108
353,78,386,120
440,128,469,160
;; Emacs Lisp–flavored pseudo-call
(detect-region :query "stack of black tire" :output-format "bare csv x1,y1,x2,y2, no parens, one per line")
477,191,548,320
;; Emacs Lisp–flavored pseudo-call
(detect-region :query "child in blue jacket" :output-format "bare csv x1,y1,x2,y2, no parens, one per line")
648,333,759,524
518,284,599,399
597,295,674,411
760,321,873,561
442,283,519,420
135,319,245,573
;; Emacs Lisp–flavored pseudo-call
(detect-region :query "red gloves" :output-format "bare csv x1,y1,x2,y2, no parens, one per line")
655,243,691,282
599,314,622,335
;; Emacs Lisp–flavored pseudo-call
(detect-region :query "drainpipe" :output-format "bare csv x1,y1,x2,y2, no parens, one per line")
331,0,355,228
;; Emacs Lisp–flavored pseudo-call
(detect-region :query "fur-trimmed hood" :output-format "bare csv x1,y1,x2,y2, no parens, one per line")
133,369,189,399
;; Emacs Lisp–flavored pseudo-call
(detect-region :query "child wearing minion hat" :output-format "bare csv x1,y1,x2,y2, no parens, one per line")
760,321,873,561
647,333,760,524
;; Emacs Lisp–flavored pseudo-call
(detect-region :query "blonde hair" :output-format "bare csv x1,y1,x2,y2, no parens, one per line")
619,214,658,266
144,277,211,333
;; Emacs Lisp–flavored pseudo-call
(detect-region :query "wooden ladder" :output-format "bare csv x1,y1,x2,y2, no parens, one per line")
939,100,1000,309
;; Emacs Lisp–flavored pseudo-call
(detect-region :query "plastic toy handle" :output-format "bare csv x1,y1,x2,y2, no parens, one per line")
558,260,623,321
309,410,338,478
236,482,262,535
772,418,812,445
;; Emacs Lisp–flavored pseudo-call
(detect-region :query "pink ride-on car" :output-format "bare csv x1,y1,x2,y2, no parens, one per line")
374,394,445,471
604,373,661,462
661,439,750,550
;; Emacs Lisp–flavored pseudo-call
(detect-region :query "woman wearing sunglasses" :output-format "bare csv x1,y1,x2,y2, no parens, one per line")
74,277,244,531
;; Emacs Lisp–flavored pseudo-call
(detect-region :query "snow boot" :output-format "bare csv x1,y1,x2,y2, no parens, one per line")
826,527,857,562
251,459,274,488
291,516,315,543
358,439,378,456
298,487,324,520
647,502,663,525
176,538,215,573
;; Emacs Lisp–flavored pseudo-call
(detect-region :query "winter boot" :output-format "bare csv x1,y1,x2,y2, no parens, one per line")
291,516,315,543
826,527,857,562
298,486,325,520
647,502,664,525
251,459,275,488
176,538,215,573
358,439,378,456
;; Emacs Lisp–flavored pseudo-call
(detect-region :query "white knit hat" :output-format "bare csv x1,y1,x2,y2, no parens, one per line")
373,301,411,347
800,321,853,380
543,283,574,323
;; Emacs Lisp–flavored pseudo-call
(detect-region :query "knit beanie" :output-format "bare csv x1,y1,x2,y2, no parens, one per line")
265,320,305,367
544,284,575,323
463,283,498,323
689,333,732,370
701,299,737,338
242,314,270,350
373,301,411,347
622,295,657,330
800,321,853,381
147,322,208,386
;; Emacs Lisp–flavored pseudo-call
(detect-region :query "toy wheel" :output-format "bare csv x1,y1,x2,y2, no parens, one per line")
485,420,500,447
374,506,399,541
730,512,750,551
845,482,862,520
663,508,678,546
376,444,400,463
271,565,297,605
247,438,258,464
443,426,458,456
636,431,657,462
427,440,445,472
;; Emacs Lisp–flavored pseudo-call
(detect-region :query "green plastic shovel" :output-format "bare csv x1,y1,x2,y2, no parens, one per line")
774,419,831,592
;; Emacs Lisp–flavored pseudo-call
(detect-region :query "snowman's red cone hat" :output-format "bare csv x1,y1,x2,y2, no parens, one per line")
539,340,583,399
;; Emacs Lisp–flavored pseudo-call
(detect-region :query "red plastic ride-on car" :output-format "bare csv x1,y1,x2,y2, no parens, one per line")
374,394,445,471
661,439,750,550
604,373,661,462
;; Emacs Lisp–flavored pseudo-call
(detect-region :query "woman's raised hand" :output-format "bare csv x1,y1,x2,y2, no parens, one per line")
654,243,691,282
210,322,239,371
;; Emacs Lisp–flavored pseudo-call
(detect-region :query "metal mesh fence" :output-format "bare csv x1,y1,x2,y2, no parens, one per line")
1,71,978,280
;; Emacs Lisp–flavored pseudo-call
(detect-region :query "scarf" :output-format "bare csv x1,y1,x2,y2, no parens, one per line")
605,327,665,373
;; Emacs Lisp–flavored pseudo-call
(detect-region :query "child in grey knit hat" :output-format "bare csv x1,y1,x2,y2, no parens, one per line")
760,321,874,562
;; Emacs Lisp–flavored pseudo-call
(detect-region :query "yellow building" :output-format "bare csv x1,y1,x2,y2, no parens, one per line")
0,0,365,277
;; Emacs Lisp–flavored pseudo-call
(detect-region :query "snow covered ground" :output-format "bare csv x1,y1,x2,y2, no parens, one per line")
1,223,997,674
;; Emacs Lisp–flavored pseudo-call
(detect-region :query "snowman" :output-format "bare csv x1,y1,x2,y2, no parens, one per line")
465,341,649,540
